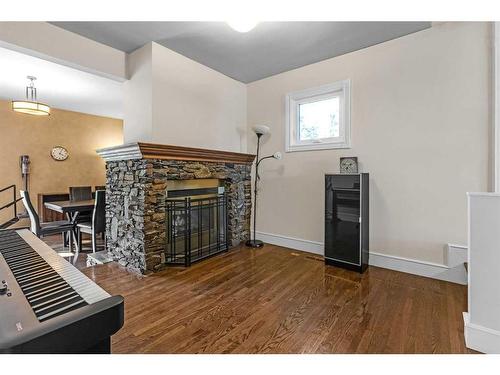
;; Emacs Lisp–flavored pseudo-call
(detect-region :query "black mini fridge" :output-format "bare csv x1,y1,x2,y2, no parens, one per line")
324,173,369,273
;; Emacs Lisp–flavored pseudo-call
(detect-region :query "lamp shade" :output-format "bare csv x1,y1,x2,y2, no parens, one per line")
252,125,271,136
12,100,50,116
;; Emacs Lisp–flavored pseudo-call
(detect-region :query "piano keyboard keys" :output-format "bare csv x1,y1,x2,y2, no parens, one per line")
1,229,111,316
16,268,56,283
0,229,124,354
37,299,88,322
29,244,111,305
29,285,73,304
22,274,62,291
10,260,46,271
0,231,88,321
3,254,36,264
32,290,79,310
24,280,67,299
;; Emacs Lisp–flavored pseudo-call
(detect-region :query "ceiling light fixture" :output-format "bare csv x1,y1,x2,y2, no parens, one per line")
12,76,50,116
227,20,258,33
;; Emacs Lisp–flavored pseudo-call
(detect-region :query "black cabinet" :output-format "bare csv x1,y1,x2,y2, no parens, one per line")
324,173,369,273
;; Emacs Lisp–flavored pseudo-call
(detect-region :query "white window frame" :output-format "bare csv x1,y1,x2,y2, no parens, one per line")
285,79,351,152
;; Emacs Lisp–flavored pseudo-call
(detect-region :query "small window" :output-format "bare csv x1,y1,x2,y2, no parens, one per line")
285,80,351,152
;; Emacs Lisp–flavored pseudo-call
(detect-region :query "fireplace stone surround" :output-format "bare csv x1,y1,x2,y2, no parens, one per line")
96,143,255,274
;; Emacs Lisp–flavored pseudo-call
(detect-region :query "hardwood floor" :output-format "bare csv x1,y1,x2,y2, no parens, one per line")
44,233,100,269
57,241,474,354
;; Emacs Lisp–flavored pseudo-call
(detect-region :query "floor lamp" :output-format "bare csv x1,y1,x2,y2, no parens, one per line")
246,125,282,248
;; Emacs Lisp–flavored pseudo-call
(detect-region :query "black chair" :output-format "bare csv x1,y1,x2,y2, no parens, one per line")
69,186,93,224
69,186,92,201
20,190,75,249
94,186,106,240
77,190,105,254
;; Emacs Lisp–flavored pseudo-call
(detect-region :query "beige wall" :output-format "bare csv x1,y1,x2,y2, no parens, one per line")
0,99,123,223
247,22,491,264
123,42,247,153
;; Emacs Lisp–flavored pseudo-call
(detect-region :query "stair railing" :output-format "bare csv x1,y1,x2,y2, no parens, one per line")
0,184,23,229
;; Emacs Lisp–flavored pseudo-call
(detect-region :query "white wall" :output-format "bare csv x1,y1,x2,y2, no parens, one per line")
123,42,247,153
151,43,247,153
247,22,491,264
0,22,126,81
124,43,153,142
465,193,500,353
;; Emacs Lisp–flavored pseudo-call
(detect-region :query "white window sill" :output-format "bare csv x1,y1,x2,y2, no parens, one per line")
286,141,351,153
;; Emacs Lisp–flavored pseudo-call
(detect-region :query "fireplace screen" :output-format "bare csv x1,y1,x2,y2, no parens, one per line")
165,188,228,266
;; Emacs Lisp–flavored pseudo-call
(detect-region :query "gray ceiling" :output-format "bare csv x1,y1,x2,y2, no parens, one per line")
51,22,431,83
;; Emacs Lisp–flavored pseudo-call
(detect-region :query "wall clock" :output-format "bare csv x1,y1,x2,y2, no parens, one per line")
339,157,358,174
51,146,69,161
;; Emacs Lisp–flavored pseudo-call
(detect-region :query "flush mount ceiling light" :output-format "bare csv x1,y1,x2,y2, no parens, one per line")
227,20,259,33
12,76,50,116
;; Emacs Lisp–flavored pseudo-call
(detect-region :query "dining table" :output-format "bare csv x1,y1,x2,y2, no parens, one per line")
44,199,95,254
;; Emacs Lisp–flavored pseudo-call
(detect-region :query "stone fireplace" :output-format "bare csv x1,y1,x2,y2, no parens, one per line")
96,143,255,274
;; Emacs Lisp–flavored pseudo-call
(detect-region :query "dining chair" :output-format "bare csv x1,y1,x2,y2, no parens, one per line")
69,186,93,224
20,190,75,249
69,186,92,201
77,190,105,254
93,186,106,241
95,185,106,239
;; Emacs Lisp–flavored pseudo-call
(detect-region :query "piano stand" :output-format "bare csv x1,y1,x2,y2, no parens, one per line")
83,337,111,354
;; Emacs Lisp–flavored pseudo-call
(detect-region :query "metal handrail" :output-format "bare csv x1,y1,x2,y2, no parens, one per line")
0,184,22,229
0,184,15,193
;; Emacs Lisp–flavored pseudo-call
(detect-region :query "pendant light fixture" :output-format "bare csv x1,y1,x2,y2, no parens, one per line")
12,76,50,116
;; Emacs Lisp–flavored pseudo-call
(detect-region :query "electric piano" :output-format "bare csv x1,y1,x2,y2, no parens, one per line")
0,229,124,353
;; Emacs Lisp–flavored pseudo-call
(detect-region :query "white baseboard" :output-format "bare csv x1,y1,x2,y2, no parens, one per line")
464,312,500,353
369,251,467,285
256,231,467,285
256,231,324,255
446,243,468,267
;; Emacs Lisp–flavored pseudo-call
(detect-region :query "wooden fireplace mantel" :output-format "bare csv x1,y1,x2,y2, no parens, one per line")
96,142,256,164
